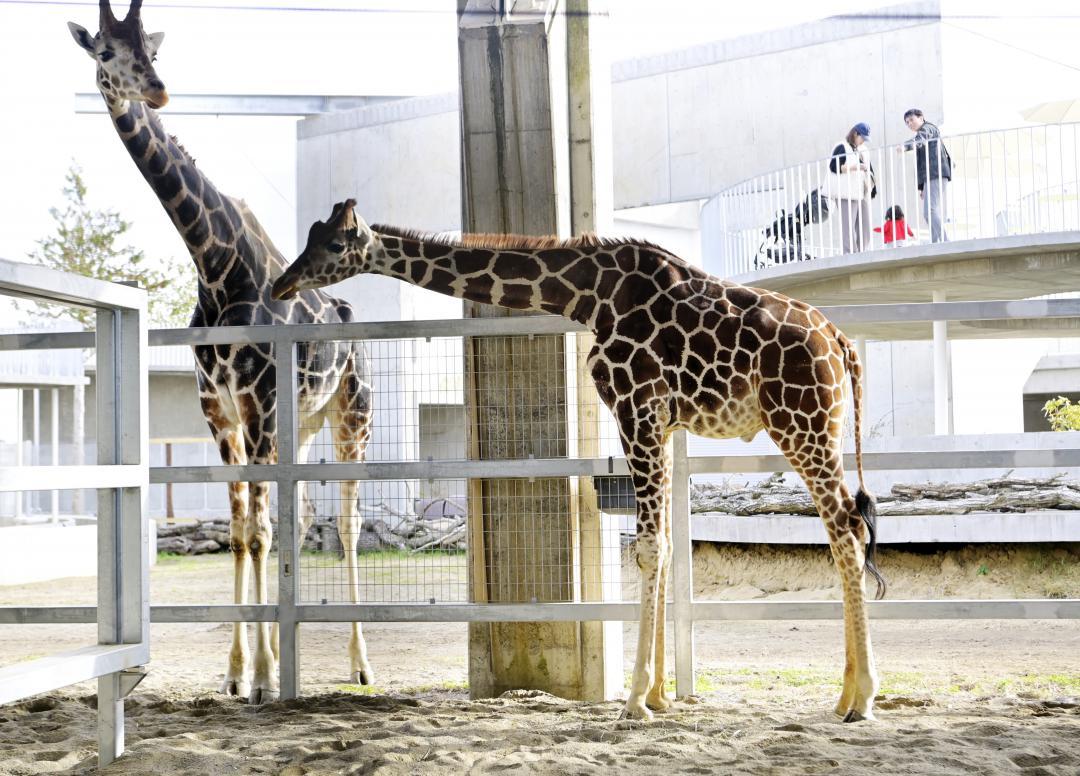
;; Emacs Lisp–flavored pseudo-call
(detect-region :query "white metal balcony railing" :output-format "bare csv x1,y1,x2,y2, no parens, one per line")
710,123,1080,277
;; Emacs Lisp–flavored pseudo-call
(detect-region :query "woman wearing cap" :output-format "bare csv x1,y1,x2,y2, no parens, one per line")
827,122,876,253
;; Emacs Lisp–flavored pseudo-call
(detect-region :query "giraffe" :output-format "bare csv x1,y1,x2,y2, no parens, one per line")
272,200,888,722
68,1,376,703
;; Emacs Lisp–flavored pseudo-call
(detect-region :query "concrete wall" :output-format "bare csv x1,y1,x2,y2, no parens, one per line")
295,1,944,244
613,1,944,209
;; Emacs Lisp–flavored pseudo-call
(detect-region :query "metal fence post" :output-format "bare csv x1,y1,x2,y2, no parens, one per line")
670,429,695,698
95,300,149,768
276,335,300,699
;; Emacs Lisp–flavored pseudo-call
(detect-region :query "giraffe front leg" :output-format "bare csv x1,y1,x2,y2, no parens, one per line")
247,480,279,705
645,441,674,712
338,479,373,685
222,480,252,698
623,528,663,721
336,362,374,686
620,444,670,721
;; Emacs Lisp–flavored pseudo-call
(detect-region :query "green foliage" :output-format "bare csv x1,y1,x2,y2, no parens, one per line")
1042,396,1080,432
25,164,196,329
976,564,989,576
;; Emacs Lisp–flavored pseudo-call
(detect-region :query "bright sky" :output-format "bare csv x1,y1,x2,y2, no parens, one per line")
2,0,1080,433
3,0,1079,265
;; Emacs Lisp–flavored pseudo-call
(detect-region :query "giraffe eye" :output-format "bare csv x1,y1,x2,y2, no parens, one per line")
99,49,115,63
328,242,345,254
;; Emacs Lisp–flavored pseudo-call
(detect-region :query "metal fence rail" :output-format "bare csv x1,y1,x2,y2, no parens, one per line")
710,122,1080,276
0,258,148,768
2,301,1079,724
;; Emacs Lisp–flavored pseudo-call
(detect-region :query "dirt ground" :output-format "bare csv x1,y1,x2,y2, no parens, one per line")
0,546,1078,774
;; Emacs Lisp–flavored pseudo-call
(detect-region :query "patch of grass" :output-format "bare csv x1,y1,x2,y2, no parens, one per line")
976,564,989,576
402,680,469,694
878,671,929,695
154,552,209,571
991,673,1080,698
336,683,382,696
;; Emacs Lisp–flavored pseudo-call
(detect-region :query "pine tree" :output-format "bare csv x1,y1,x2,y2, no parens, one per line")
25,164,196,329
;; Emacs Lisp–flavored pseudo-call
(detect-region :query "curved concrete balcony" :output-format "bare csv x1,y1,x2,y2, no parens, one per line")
705,123,1080,339
734,232,1080,340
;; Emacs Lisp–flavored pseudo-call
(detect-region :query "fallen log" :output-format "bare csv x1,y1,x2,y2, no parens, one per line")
690,473,1080,516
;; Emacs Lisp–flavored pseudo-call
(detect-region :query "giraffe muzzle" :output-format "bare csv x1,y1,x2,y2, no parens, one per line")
145,89,169,110
271,273,300,301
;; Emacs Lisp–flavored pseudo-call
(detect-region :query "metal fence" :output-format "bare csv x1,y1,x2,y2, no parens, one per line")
0,258,148,768
3,291,1080,765
710,122,1080,276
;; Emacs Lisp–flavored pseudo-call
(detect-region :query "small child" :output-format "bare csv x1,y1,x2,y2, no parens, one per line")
874,205,915,244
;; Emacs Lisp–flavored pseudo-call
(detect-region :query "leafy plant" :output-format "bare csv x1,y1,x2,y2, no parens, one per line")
23,164,195,329
1042,396,1080,432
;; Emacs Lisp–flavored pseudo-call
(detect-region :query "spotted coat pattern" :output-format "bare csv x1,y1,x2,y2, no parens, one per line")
70,3,375,704
275,201,887,722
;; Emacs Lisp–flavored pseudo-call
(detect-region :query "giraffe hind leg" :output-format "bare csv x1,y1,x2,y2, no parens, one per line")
768,426,880,721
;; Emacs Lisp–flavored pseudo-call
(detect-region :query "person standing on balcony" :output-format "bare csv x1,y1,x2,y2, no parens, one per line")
828,123,876,253
899,108,952,242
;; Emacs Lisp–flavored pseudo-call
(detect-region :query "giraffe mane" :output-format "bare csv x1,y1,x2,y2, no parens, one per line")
168,135,196,165
370,224,668,254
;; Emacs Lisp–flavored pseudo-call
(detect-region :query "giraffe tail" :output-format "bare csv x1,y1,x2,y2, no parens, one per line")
840,333,887,600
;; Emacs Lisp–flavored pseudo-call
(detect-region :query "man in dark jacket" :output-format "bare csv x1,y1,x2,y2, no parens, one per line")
899,108,951,242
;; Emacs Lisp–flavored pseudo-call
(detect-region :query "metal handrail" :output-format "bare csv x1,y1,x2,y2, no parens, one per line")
707,122,1080,277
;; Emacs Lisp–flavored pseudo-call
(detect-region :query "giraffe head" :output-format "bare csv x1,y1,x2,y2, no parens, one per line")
272,199,375,301
68,0,169,109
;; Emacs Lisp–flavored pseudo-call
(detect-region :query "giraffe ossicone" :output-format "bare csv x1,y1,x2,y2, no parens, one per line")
70,1,376,703
275,200,887,722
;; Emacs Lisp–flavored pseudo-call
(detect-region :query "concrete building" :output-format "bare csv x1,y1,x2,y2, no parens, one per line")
12,0,1075,521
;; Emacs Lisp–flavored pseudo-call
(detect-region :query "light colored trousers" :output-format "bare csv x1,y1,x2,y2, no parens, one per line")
838,197,871,254
922,179,948,242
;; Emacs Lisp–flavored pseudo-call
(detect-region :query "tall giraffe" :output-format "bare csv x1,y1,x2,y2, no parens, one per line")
273,200,887,722
68,2,375,703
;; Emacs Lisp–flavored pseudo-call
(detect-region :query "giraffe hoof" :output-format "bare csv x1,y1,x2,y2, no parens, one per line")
220,679,250,698
618,702,654,722
645,694,673,712
841,708,874,723
352,667,375,686
247,687,280,705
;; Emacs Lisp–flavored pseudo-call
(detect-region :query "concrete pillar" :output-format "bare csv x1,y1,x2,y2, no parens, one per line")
459,0,616,701
566,0,621,701
14,389,23,520
51,388,59,522
32,389,40,515
72,383,85,516
932,289,951,435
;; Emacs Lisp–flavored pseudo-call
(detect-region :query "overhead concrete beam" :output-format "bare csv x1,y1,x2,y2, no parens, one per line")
734,232,1080,306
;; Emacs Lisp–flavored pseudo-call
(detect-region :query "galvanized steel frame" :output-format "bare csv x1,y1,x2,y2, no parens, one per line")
0,258,149,768
2,297,1078,727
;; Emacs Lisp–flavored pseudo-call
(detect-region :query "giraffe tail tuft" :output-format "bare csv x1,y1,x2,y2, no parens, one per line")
841,331,887,600
855,488,886,600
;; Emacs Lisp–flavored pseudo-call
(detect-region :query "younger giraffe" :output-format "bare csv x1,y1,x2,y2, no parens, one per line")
69,2,376,702
273,201,887,722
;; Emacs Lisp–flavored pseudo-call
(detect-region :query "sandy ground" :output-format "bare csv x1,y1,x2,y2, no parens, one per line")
1,547,1078,774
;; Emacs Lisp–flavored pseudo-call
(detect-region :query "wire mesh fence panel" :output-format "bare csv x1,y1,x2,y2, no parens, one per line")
297,476,637,606
296,336,621,468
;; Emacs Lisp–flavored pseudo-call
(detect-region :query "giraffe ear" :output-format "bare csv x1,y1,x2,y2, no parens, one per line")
68,23,97,57
147,31,165,54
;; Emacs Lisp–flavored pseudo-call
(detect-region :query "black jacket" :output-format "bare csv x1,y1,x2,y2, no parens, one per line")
905,122,952,190
829,144,877,199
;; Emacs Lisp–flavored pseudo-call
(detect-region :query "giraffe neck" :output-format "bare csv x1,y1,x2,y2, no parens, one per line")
104,95,249,286
371,229,626,327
